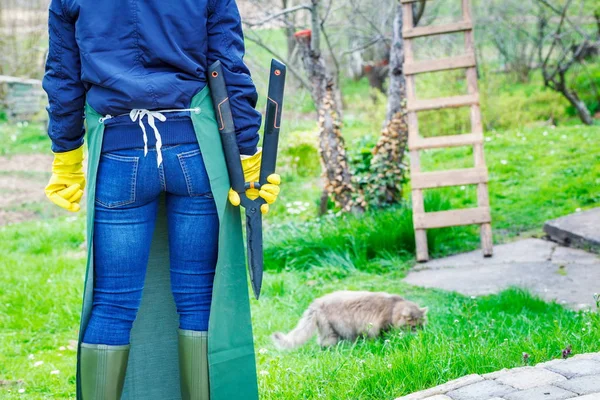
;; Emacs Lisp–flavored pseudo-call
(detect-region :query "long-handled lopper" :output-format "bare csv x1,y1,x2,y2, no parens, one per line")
207,59,286,300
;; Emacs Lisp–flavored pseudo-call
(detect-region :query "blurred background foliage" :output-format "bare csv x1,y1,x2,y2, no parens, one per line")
0,0,598,233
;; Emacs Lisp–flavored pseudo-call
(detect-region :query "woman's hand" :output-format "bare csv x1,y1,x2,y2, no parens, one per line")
45,145,86,212
228,148,281,214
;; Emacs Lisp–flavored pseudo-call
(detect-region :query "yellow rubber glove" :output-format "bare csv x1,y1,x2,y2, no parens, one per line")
45,145,86,213
228,148,281,214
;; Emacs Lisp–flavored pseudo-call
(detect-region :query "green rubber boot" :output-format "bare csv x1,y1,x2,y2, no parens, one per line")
178,329,210,400
80,343,130,400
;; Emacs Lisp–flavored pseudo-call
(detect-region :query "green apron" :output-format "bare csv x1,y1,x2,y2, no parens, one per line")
77,86,259,400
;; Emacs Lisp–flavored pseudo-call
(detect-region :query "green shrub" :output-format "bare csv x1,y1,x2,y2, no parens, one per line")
568,63,600,117
481,86,568,130
479,73,569,130
417,107,472,137
264,206,416,273
263,190,475,273
277,129,321,180
347,133,377,175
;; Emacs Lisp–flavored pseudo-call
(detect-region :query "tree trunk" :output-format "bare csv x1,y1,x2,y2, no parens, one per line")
319,87,357,212
364,63,389,96
282,0,298,62
294,3,360,213
546,70,595,126
383,3,407,127
365,2,409,207
559,84,594,125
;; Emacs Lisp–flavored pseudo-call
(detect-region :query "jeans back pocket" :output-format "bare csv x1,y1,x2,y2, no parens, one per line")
177,148,213,198
95,153,139,208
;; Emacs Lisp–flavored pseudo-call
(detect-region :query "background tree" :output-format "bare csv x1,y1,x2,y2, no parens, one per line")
0,0,47,79
294,9,360,214
362,1,425,207
535,0,599,125
478,0,540,82
244,0,428,211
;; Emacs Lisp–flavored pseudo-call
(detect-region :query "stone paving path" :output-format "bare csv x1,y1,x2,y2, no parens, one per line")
404,238,600,310
395,352,600,400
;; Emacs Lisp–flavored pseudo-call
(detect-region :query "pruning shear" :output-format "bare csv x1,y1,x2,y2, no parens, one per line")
208,59,287,300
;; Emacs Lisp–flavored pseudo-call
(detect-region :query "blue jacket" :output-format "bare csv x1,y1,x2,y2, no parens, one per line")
43,0,261,155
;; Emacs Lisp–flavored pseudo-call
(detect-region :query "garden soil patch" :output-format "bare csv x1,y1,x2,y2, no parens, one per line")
0,153,65,225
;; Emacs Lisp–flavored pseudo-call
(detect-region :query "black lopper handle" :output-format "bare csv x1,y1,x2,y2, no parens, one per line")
207,61,246,194
259,59,287,186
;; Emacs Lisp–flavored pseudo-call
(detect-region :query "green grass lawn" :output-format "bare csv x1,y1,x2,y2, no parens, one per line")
255,276,600,399
266,125,600,271
0,122,49,156
1,217,599,399
1,125,599,399
1,50,599,398
1,120,599,399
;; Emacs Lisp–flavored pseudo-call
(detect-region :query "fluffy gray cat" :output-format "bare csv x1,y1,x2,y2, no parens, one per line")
271,290,428,349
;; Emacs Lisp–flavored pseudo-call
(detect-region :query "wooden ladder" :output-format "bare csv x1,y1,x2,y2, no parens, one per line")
401,0,493,262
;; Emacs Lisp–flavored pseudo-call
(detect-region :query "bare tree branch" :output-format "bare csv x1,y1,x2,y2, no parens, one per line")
321,24,340,80
536,0,595,125
347,0,390,44
320,0,334,25
536,0,591,38
340,35,387,56
541,0,570,81
310,0,321,54
244,4,311,27
244,31,312,91
412,0,426,26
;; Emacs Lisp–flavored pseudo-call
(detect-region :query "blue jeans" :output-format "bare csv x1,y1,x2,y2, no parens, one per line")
83,143,219,346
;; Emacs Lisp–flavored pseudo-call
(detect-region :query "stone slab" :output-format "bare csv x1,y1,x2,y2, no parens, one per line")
396,353,600,400
395,375,484,400
551,246,600,265
536,359,567,369
571,354,600,362
483,368,512,380
413,239,556,270
406,237,600,309
546,359,600,379
573,394,600,400
544,208,600,253
503,385,576,400
494,366,567,389
404,260,600,309
446,380,517,400
555,375,600,395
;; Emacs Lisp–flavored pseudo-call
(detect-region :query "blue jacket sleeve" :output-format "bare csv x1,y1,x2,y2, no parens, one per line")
42,0,86,153
207,0,261,156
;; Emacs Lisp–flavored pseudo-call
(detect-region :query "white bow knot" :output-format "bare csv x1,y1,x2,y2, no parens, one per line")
130,109,168,167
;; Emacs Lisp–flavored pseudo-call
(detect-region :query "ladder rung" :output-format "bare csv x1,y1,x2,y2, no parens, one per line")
408,94,479,112
411,167,488,190
404,21,472,39
414,207,491,229
410,133,483,150
404,53,476,75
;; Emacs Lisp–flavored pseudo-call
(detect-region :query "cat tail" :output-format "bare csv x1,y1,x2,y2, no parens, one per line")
271,306,318,350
